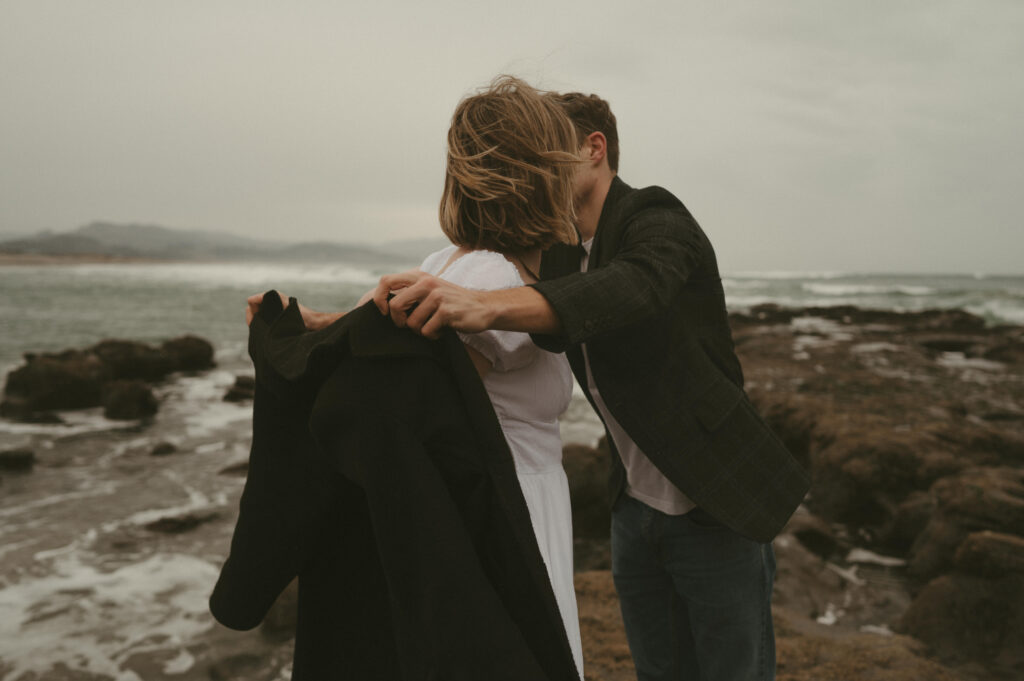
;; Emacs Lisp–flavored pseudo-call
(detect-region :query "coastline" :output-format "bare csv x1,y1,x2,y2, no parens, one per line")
0,253,172,266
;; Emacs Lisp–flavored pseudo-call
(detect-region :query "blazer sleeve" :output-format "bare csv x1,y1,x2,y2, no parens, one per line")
531,193,704,347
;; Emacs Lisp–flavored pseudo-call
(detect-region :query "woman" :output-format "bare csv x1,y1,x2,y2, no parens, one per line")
418,75,584,674
244,75,584,674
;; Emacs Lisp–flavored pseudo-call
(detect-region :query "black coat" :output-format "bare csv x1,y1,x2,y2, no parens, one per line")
533,176,810,543
209,292,579,681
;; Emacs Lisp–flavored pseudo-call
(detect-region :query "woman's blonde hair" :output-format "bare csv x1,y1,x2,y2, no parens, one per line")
440,76,580,253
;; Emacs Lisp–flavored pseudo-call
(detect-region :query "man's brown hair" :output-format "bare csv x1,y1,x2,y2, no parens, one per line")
440,76,580,253
550,92,619,172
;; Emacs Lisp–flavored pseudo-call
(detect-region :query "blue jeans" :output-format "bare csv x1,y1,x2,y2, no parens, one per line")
611,495,776,681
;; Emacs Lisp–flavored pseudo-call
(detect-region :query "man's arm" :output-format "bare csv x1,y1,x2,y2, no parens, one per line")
373,197,700,342
531,202,702,345
371,272,561,339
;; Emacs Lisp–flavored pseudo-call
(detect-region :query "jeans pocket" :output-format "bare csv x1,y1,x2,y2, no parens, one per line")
684,506,724,529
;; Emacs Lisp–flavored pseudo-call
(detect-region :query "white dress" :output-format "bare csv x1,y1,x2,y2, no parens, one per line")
420,245,583,676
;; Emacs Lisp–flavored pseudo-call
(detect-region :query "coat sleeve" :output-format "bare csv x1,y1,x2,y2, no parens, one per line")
209,350,339,630
531,193,705,347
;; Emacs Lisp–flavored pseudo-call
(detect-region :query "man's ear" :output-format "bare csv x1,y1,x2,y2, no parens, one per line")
584,131,607,164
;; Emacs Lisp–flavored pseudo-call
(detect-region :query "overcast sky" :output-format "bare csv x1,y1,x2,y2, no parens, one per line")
2,1,1021,273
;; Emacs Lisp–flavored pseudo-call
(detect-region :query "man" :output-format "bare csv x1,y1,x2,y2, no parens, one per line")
373,92,809,681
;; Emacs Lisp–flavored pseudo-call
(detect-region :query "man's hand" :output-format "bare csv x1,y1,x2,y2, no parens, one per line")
245,291,335,330
245,293,269,326
372,270,493,339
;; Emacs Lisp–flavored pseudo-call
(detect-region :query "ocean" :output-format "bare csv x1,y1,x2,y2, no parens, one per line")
2,262,1022,374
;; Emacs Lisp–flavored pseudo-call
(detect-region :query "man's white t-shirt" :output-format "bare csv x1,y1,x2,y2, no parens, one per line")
579,238,695,516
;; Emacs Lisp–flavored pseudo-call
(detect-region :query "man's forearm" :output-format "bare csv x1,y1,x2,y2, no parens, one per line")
482,286,562,335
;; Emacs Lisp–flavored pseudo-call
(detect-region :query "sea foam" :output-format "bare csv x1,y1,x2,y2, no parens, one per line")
0,552,219,681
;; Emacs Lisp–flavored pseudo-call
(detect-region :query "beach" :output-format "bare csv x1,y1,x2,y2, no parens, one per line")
1,261,1022,680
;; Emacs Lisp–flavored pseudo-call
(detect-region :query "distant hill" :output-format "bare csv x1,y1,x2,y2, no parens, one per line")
0,222,435,265
0,232,140,257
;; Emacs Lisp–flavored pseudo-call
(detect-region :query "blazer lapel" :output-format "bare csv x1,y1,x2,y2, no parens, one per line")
540,242,584,280
588,176,632,271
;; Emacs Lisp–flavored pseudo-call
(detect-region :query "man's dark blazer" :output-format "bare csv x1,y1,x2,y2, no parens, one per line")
533,177,809,544
209,292,579,681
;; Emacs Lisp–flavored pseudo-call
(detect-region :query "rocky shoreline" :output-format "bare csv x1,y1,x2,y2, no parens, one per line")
564,303,1024,680
2,303,1022,680
1,336,216,422
741,304,1023,678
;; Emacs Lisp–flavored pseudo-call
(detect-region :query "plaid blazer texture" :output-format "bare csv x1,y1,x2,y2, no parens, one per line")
532,177,809,543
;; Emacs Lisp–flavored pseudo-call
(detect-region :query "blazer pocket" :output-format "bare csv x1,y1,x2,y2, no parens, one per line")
692,373,745,432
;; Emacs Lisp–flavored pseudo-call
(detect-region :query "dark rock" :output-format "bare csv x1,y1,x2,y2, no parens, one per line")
906,308,988,333
907,514,968,582
2,334,214,421
916,450,971,482
91,339,175,381
882,491,935,553
983,340,1024,364
916,335,981,354
955,530,1024,577
908,467,1024,581
102,380,158,420
808,431,936,527
161,335,215,372
223,375,256,402
783,510,841,559
732,304,986,333
2,349,107,413
150,442,178,456
748,393,823,470
218,461,249,476
932,467,1024,534
979,408,1024,422
574,538,611,572
0,448,35,472
899,572,1024,667
562,442,610,539
261,579,298,641
143,511,219,533
930,422,1024,464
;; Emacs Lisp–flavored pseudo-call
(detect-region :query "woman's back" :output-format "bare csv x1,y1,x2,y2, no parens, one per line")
420,245,572,462
420,245,582,675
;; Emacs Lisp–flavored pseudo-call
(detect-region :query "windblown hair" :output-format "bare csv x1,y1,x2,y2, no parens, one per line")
440,76,580,253
548,91,619,172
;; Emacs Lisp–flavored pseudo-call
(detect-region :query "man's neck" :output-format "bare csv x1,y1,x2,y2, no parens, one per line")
576,172,615,242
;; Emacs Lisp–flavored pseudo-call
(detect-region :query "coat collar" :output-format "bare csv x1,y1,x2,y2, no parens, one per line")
253,294,437,384
346,303,438,360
